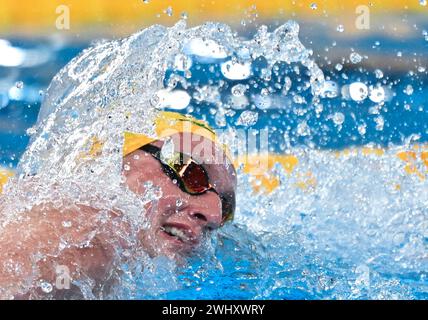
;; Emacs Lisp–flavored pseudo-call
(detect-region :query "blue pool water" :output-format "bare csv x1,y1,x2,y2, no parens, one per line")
0,21,427,299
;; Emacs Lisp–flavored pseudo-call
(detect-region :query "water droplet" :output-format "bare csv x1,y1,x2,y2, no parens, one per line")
293,94,306,104
354,265,370,288
26,126,37,135
62,220,72,228
404,84,413,96
350,52,362,64
176,199,184,208
310,3,318,10
15,81,24,89
422,30,428,37
349,82,368,101
174,54,192,71
184,38,228,60
165,6,173,17
420,0,427,6
296,121,310,136
155,89,191,110
374,116,384,131
397,51,402,57
181,12,188,20
229,95,249,110
374,69,384,79
261,88,270,96
160,137,175,163
40,281,53,293
124,164,131,171
142,0,149,3
320,80,339,98
369,86,386,103
332,112,345,126
358,123,367,136
236,110,258,127
0,92,9,109
336,24,345,33
231,84,247,97
220,60,252,80
253,95,272,110
283,76,292,94
335,63,343,71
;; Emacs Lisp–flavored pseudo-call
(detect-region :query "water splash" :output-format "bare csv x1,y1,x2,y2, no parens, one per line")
0,19,426,299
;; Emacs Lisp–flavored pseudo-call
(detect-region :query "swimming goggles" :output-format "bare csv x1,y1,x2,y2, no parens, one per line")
140,144,235,225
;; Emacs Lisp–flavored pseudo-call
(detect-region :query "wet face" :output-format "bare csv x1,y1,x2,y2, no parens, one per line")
122,148,224,259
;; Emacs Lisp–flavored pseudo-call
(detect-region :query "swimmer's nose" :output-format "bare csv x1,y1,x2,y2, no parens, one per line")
174,193,223,229
189,209,222,229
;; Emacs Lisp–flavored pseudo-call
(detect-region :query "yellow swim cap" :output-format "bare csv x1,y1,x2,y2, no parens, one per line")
123,111,228,158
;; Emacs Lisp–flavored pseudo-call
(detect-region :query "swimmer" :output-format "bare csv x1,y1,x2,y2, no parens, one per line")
0,112,237,299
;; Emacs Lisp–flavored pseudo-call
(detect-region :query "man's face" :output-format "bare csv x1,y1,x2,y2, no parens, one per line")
122,148,224,259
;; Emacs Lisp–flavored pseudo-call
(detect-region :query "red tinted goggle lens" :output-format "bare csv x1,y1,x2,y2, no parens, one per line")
172,160,211,194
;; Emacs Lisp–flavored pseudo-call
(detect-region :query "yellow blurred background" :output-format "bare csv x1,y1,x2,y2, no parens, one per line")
0,0,426,35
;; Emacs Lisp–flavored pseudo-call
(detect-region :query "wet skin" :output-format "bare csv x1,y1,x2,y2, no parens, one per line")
0,134,236,298
123,148,224,259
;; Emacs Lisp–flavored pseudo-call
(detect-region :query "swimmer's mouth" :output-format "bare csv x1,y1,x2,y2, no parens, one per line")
160,223,198,245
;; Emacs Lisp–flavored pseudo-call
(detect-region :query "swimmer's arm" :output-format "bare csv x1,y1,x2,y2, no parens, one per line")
0,204,126,299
